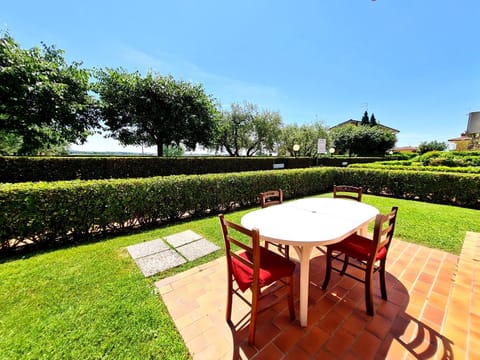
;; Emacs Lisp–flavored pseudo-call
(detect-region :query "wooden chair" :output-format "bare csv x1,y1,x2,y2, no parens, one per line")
260,189,290,259
219,214,295,345
316,185,364,255
333,185,363,202
322,206,398,315
260,189,283,208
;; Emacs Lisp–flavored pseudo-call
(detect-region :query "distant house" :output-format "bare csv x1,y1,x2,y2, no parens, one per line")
392,146,417,153
448,134,472,151
329,119,400,134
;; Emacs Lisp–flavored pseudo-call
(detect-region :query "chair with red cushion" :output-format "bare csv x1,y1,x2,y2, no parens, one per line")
219,214,295,345
260,189,290,259
316,185,364,256
322,206,398,315
333,185,363,202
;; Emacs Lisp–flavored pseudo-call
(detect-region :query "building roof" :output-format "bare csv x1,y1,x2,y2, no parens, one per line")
392,146,417,152
448,135,471,142
329,119,400,134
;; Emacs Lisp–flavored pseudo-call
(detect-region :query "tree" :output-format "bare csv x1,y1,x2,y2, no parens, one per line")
361,111,370,126
214,102,282,156
370,113,377,126
0,32,99,155
0,130,22,155
95,69,217,156
329,124,355,156
331,124,396,156
417,140,447,154
278,121,330,157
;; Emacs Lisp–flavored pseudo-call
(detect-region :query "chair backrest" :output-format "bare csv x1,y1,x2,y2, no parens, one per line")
370,206,398,261
333,185,363,202
260,189,283,208
219,214,260,288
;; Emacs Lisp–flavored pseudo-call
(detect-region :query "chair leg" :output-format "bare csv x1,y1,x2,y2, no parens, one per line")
248,288,260,346
379,260,388,300
284,245,290,260
226,278,233,323
340,254,349,275
365,270,374,316
322,248,332,290
287,276,295,321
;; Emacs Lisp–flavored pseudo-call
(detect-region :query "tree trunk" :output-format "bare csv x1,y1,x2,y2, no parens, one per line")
156,141,164,156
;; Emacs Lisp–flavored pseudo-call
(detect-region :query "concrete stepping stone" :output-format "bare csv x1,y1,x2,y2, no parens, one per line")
176,238,221,261
127,230,220,277
133,250,187,277
127,238,169,259
164,230,202,247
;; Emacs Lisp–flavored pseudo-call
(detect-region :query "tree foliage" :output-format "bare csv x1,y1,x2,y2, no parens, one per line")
331,124,396,156
0,32,99,155
95,69,217,156
361,111,370,126
214,102,282,156
417,140,448,154
370,113,377,126
278,121,329,157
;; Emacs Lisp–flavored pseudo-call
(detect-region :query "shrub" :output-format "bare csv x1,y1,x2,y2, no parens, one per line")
2,166,479,254
0,168,336,252
0,156,311,183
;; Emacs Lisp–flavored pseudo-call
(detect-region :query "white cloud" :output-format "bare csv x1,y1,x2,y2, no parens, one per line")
118,45,285,109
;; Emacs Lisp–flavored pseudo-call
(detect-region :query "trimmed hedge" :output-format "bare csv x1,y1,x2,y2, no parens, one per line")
349,162,480,174
0,156,311,183
333,168,480,208
0,168,336,252
2,167,479,254
316,157,384,167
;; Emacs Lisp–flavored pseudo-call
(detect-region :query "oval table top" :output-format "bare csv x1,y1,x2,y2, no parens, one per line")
241,197,379,246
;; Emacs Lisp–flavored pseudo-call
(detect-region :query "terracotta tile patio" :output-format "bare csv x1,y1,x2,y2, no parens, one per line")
156,232,479,359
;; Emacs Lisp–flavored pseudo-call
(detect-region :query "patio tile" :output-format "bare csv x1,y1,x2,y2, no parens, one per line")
155,235,480,359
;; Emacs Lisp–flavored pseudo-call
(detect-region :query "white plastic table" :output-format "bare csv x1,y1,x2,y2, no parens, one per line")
241,197,379,327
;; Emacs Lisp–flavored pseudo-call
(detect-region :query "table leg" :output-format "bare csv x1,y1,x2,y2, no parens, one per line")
293,244,314,327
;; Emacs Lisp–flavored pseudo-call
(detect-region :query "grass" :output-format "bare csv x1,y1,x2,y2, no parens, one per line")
0,194,479,359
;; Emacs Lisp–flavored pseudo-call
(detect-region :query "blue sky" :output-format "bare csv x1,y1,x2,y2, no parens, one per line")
2,0,479,153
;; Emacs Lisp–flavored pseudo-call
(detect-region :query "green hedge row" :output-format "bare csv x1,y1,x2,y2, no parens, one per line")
333,168,480,208
316,157,384,167
349,162,480,174
0,168,336,252
2,167,479,254
0,156,311,183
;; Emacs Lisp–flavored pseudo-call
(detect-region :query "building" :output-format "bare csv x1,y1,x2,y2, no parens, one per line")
448,112,480,151
447,135,471,151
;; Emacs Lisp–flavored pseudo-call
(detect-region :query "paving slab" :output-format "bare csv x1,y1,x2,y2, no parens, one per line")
176,238,221,261
134,250,187,277
126,238,169,259
164,230,203,247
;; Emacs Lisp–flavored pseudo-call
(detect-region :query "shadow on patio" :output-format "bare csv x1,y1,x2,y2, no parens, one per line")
156,235,478,359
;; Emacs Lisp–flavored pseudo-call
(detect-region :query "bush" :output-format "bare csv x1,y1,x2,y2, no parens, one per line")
419,151,480,167
0,156,311,183
2,166,479,254
0,168,336,252
333,168,480,208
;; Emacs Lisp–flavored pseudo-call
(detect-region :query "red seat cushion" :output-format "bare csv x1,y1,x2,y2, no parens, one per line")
329,234,387,262
231,247,296,292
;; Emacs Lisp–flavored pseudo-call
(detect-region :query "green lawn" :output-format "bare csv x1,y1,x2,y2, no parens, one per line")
0,194,478,359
